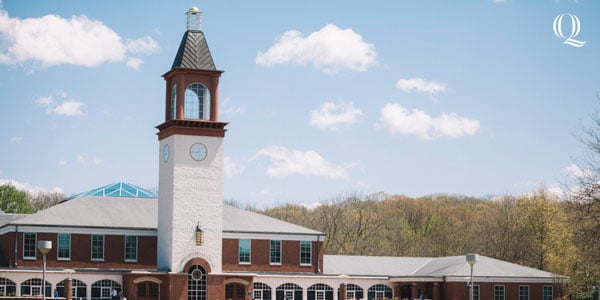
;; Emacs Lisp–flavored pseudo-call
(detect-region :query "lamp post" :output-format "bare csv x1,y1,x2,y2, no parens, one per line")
466,254,478,300
38,241,52,300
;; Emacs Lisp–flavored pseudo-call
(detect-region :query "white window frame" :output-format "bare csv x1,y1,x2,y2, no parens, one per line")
300,241,311,266
57,233,71,261
519,285,529,300
494,285,505,300
473,285,480,300
270,240,281,265
23,232,37,260
91,234,104,261
238,239,251,264
124,235,138,262
543,285,553,300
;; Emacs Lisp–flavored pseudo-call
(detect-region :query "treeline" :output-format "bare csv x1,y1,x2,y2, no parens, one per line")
258,189,598,299
0,184,65,213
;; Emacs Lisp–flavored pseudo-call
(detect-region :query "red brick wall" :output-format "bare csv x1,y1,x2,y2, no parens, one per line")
222,238,323,273
443,281,565,300
0,231,16,267
13,232,156,269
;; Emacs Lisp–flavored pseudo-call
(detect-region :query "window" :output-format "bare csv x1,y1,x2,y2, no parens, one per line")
543,286,553,300
238,239,250,264
270,240,281,264
125,236,138,262
184,83,210,120
91,280,120,300
300,241,311,265
473,285,480,300
21,278,50,297
519,285,529,300
188,265,207,300
91,235,104,261
253,283,271,300
345,284,364,300
171,84,177,119
57,233,71,260
0,278,17,297
137,282,158,298
57,279,86,299
494,285,505,300
307,284,333,300
23,233,36,259
367,284,393,300
276,283,302,300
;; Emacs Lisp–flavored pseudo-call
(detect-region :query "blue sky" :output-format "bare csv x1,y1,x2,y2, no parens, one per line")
1,1,598,207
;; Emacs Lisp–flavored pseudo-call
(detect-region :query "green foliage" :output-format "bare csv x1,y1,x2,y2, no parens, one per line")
0,184,35,213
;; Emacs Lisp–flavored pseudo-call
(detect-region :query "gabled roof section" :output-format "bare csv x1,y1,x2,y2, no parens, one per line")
171,30,216,71
223,205,324,236
63,182,157,202
324,254,557,279
12,196,157,230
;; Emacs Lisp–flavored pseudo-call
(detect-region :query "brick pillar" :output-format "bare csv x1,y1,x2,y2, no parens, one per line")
339,283,347,300
432,283,439,300
411,283,418,300
65,279,72,300
393,283,400,300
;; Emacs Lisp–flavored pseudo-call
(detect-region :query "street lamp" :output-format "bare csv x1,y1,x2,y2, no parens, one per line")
38,241,52,300
466,254,478,300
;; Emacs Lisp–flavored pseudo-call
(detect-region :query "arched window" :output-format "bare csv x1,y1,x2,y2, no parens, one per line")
91,280,121,300
275,283,302,300
188,265,207,300
367,284,392,300
340,284,363,300
0,277,17,296
57,279,87,299
20,278,51,297
184,83,210,120
308,283,333,300
253,283,272,300
171,84,177,119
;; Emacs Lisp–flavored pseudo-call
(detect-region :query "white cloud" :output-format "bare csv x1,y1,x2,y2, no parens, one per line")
0,178,63,194
309,101,363,130
47,100,85,116
36,92,86,116
256,24,377,74
77,153,88,164
252,146,355,179
35,95,54,105
0,10,158,69
563,164,592,178
220,97,244,115
126,36,159,54
58,160,67,167
127,57,143,70
10,136,23,144
396,78,446,95
376,103,480,139
223,156,244,177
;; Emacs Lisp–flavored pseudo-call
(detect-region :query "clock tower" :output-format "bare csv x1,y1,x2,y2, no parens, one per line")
156,6,227,274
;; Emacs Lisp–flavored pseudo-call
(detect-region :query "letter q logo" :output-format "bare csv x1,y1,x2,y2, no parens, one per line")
553,13,586,47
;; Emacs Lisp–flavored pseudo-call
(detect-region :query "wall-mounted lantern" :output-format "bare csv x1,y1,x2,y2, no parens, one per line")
195,223,203,246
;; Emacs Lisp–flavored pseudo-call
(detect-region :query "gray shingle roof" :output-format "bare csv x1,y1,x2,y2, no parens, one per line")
171,30,216,71
6,197,323,236
0,212,27,227
324,255,557,278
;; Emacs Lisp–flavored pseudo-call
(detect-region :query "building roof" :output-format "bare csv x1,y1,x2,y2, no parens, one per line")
171,30,216,71
0,212,27,227
62,182,157,202
6,196,323,236
323,255,557,279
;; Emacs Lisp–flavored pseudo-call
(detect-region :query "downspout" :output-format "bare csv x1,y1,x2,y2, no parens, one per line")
316,234,321,274
13,225,18,267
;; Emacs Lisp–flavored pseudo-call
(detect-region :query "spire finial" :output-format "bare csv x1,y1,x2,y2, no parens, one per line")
186,6,202,31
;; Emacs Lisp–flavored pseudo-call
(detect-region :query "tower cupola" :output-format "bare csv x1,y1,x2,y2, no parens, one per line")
186,6,202,31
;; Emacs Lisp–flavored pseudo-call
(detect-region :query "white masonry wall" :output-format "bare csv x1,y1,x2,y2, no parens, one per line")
157,134,223,273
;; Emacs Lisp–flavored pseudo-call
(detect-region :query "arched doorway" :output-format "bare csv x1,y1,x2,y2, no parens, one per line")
136,281,159,300
225,283,246,300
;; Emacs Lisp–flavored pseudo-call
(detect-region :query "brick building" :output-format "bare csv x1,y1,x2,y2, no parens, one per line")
0,7,565,300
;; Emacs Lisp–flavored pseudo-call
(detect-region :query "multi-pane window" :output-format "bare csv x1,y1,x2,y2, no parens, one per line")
253,283,271,300
367,284,393,300
494,285,505,300
57,233,71,260
239,239,251,264
184,83,210,120
91,280,120,300
171,84,177,119
125,236,137,262
300,241,311,265
276,283,302,300
473,285,480,300
270,240,281,264
23,233,36,259
308,284,333,300
0,278,17,297
91,235,104,261
57,279,86,299
21,278,50,297
188,265,207,300
519,285,529,300
345,284,364,300
543,286,553,300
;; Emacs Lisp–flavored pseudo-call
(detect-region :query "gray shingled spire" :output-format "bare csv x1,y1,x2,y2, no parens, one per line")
171,7,216,71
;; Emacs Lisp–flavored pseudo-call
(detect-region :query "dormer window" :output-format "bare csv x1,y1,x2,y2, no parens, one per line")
184,83,210,120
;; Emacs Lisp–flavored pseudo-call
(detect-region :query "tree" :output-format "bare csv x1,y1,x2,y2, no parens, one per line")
0,184,35,214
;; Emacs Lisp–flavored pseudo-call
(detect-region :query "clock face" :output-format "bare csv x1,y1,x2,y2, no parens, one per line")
163,144,169,162
190,143,208,161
